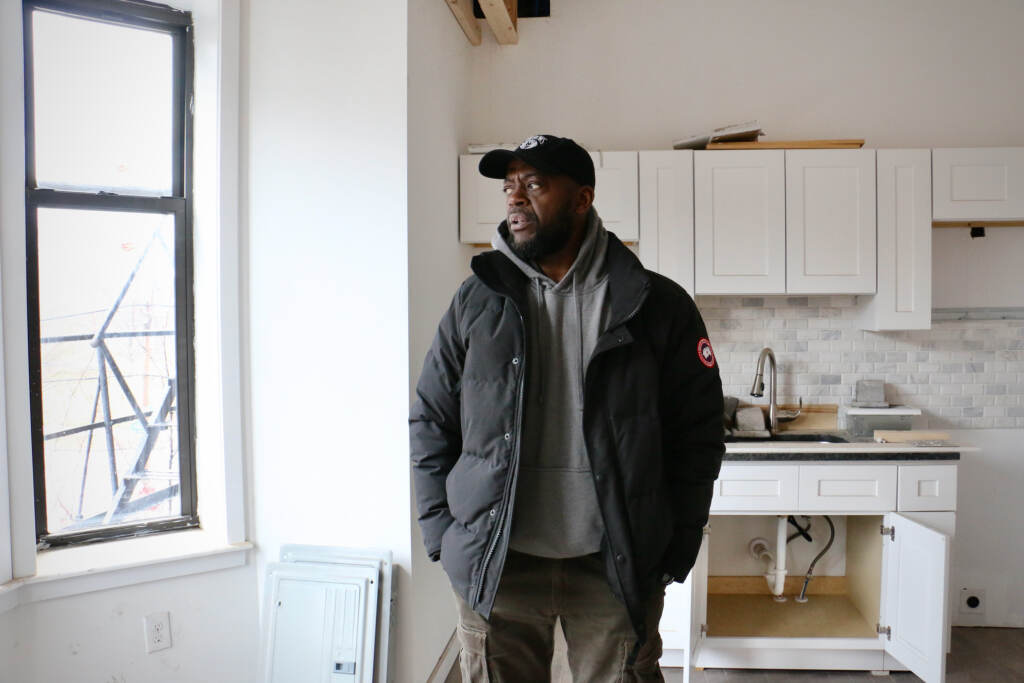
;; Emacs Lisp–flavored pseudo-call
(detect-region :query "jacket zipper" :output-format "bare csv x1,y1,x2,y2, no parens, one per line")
473,306,527,609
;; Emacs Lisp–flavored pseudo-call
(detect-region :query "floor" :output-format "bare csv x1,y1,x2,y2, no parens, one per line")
543,625,1024,683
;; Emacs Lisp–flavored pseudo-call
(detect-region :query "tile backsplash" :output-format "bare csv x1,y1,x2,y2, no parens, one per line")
697,295,1024,429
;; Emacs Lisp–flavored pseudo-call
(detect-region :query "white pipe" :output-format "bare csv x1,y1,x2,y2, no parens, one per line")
764,516,788,600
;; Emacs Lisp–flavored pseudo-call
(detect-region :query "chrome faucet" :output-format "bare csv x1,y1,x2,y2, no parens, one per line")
751,347,778,433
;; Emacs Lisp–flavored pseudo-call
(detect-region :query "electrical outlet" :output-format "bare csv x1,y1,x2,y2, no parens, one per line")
144,611,172,653
959,588,986,615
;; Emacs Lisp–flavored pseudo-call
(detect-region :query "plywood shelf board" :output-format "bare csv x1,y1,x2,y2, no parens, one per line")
707,593,877,638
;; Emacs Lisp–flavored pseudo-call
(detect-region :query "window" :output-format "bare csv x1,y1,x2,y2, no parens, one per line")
24,0,197,548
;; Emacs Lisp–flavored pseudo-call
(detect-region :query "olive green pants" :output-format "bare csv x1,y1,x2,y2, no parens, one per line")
454,550,665,682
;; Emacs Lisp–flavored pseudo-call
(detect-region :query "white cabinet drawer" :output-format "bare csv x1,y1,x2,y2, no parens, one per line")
933,147,1024,221
711,465,799,511
898,465,957,512
798,465,897,511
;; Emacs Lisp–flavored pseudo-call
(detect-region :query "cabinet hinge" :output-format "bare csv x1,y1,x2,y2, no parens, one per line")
880,525,895,541
700,623,707,638
876,623,892,640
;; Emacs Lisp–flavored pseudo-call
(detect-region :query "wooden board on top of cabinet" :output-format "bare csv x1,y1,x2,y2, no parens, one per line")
785,149,876,294
638,150,694,294
694,150,786,294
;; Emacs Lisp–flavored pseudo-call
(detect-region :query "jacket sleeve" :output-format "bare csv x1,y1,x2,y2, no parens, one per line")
409,287,467,562
659,295,725,582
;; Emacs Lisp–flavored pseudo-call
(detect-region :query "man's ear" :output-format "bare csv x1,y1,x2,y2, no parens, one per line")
575,185,595,215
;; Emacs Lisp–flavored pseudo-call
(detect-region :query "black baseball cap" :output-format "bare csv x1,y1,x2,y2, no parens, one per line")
479,134,596,188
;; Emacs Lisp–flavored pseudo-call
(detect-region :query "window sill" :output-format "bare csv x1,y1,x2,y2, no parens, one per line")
0,529,252,615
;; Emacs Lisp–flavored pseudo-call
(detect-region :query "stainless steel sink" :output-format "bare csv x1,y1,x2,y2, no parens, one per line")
725,432,850,443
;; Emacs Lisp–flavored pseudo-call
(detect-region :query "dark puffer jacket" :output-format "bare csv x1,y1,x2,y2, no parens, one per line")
410,233,724,645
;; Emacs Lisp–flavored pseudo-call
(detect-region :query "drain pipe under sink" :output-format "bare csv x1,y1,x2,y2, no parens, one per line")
748,516,788,602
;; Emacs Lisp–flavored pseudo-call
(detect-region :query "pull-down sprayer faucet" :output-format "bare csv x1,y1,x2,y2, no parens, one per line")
751,347,778,433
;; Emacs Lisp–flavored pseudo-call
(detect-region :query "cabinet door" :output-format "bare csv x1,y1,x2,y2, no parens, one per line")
786,149,876,294
859,150,931,330
590,151,639,241
694,150,786,294
459,154,505,244
638,150,695,293
933,147,1024,221
881,513,951,683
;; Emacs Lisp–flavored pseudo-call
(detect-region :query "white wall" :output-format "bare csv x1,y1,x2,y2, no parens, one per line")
947,429,1024,627
242,0,413,679
0,566,258,683
466,0,1024,150
406,0,477,677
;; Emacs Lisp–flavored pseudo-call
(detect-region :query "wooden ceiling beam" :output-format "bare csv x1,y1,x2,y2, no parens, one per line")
479,0,518,45
445,0,482,46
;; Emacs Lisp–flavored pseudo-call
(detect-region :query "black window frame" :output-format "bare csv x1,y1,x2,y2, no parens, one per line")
23,0,198,548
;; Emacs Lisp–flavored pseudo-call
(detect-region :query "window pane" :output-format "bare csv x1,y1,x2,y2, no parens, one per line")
31,10,174,195
37,208,181,534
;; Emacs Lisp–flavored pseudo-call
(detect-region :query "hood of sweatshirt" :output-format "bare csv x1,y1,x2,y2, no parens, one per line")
492,207,609,293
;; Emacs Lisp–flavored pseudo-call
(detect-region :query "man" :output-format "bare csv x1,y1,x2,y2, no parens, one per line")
411,134,724,681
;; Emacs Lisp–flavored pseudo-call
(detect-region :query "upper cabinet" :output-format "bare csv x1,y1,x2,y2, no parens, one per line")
639,150,695,294
859,150,932,330
589,151,639,241
785,149,877,294
693,149,876,295
459,154,505,244
694,150,787,294
458,152,639,244
933,147,1024,221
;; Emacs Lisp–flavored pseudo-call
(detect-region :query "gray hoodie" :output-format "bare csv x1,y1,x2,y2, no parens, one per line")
493,209,612,558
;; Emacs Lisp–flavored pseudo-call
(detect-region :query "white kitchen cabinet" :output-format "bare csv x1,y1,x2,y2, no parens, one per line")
663,460,957,682
933,147,1024,221
458,151,639,244
459,154,505,244
694,150,786,294
589,151,639,241
638,150,694,293
897,464,957,512
798,464,897,512
710,464,799,512
859,150,932,331
785,149,877,294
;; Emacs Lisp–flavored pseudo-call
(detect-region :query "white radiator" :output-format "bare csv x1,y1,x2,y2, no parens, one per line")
262,546,393,683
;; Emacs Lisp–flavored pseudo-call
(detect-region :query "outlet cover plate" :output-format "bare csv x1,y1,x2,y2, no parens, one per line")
144,611,172,653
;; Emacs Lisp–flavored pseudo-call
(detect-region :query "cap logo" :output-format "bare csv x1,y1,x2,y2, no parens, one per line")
698,337,716,368
519,135,548,150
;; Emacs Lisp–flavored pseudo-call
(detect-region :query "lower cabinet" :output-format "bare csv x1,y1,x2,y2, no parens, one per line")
662,462,956,683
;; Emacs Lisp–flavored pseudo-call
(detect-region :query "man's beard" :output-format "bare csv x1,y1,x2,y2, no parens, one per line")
507,204,575,262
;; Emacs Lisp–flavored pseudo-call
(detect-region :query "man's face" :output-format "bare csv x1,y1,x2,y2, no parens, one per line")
502,159,579,262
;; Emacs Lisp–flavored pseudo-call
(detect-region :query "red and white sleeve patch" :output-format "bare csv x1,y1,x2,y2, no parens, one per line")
697,337,716,368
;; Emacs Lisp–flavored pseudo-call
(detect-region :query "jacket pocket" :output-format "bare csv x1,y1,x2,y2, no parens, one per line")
457,623,490,682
